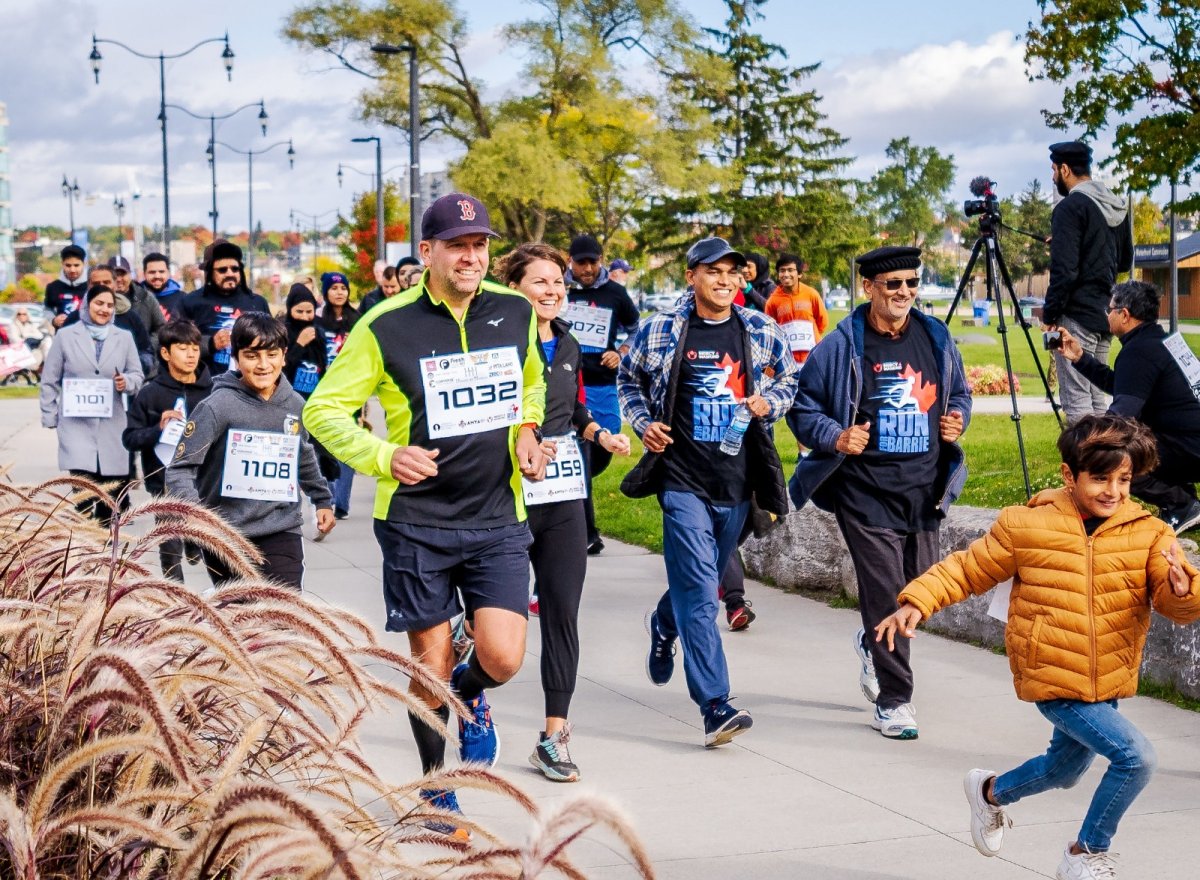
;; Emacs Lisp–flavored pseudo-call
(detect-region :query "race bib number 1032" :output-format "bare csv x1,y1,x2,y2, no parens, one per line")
421,346,524,439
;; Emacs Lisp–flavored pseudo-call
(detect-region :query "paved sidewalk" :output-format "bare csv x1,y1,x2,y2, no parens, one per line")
3,397,1198,879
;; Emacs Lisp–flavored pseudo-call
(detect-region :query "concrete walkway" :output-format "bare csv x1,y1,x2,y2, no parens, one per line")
3,397,1198,879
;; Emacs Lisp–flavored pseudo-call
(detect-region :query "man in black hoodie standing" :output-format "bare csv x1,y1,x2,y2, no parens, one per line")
179,240,271,374
1042,141,1135,423
45,244,89,328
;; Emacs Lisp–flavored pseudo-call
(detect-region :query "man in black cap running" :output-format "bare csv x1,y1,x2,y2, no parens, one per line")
1042,140,1134,424
789,245,972,740
564,233,640,554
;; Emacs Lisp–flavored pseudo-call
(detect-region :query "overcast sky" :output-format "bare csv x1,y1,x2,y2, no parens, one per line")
2,0,1154,236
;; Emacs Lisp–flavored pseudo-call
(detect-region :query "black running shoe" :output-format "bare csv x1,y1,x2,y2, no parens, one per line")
702,698,752,748
528,724,580,782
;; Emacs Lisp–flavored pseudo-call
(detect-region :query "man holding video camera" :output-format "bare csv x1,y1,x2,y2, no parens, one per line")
1042,140,1134,423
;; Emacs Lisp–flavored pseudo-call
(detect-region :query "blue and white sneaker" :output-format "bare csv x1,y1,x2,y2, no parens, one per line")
645,608,676,687
702,698,753,748
853,627,880,704
451,662,500,765
418,788,470,841
872,702,919,740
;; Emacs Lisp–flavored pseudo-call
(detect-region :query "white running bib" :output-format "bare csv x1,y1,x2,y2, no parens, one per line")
155,397,188,467
62,377,114,418
1164,332,1200,404
421,346,524,439
783,319,816,353
562,303,613,349
522,434,587,506
221,430,300,502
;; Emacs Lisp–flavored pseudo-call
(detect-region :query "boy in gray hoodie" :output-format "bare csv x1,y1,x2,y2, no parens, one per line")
167,313,335,589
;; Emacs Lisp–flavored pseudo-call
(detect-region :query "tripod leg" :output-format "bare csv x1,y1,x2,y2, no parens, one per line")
984,237,1033,500
992,242,1064,429
945,238,986,326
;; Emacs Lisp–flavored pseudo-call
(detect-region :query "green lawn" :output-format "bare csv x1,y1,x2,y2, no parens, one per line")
593,413,1067,553
0,384,39,399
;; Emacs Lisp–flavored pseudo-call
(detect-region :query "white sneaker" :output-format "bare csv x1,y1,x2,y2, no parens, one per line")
964,768,1011,856
871,702,918,739
852,627,880,704
1056,845,1119,880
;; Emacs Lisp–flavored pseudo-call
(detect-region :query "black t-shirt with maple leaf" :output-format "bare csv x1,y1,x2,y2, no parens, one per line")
836,318,943,531
660,313,750,506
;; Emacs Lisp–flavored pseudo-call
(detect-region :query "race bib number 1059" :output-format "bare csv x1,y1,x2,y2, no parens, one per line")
421,346,524,439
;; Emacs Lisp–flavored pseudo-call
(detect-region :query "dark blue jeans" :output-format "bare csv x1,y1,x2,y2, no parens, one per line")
655,491,749,707
992,699,1156,852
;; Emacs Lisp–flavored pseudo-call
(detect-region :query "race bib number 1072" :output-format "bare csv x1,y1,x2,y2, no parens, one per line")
421,346,524,439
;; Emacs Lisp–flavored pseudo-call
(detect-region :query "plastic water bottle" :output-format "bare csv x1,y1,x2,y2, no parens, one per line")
719,402,752,455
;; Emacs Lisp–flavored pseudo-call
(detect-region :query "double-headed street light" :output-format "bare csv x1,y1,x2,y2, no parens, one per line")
351,136,384,264
113,196,126,243
169,100,268,238
212,139,295,278
370,43,419,257
61,176,81,239
90,32,235,251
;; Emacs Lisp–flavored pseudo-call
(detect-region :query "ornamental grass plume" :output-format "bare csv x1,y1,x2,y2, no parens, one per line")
0,477,652,879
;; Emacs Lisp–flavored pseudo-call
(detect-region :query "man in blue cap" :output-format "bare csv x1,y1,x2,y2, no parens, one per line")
619,235,798,747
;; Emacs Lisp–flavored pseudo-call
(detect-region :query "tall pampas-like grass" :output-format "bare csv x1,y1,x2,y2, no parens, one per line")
0,478,653,879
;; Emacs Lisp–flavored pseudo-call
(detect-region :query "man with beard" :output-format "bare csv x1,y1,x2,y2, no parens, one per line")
142,252,186,322
108,256,166,362
564,233,640,554
1042,141,1135,423
179,241,271,375
45,244,90,328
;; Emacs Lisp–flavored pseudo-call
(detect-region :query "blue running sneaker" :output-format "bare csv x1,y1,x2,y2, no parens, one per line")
644,608,676,687
451,662,500,766
702,698,753,748
418,788,470,841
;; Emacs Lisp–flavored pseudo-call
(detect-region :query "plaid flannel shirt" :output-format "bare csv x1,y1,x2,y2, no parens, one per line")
618,293,799,438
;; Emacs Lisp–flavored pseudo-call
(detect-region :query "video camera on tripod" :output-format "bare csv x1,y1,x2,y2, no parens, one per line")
945,175,1063,499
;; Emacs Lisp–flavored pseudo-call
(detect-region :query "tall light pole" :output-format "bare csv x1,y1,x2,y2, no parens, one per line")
351,136,384,263
371,43,419,257
61,176,81,240
213,139,295,280
291,208,339,266
167,100,267,238
90,32,235,252
113,196,126,245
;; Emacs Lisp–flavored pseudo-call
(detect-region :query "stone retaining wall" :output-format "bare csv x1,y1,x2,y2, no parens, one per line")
742,505,1200,700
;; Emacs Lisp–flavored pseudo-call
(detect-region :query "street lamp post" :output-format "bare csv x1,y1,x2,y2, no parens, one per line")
90,32,235,252
291,208,339,266
351,136,384,263
113,196,126,245
167,100,267,238
213,139,295,279
371,43,420,257
61,176,81,240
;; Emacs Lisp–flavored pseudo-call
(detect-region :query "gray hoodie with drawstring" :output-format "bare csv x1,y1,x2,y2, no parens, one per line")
166,371,332,538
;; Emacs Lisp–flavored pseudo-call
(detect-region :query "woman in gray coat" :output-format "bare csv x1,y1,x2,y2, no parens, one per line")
40,284,144,522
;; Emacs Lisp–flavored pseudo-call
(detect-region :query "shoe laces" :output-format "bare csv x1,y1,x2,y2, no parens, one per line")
462,694,492,739
544,724,573,762
984,804,1012,834
651,626,676,659
1079,849,1119,879
421,788,462,814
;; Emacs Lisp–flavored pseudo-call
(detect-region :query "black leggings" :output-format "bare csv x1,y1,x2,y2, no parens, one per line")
69,469,131,526
582,442,613,544
527,498,588,719
203,530,305,591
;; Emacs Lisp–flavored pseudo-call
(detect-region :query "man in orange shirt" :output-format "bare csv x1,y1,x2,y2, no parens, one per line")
765,252,829,366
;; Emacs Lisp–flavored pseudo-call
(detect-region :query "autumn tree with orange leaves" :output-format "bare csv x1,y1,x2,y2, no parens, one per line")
337,180,407,291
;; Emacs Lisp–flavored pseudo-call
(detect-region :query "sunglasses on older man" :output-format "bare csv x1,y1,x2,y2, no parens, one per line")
875,277,920,291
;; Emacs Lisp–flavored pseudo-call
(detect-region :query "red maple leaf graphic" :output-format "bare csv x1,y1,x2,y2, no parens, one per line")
718,354,746,400
900,365,938,413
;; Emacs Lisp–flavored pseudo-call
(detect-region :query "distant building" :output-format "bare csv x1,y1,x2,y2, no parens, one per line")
0,102,13,288
1135,233,1200,320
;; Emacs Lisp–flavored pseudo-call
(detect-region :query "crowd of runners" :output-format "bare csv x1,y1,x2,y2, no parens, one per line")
24,170,1200,879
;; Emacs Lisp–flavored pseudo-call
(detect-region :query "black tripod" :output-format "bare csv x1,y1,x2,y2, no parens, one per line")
945,217,1063,499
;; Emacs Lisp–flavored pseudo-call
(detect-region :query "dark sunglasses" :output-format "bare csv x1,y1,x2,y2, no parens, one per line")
214,266,240,275
876,277,919,291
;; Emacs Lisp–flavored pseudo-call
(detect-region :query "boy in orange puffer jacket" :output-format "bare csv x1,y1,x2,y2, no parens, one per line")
876,414,1200,880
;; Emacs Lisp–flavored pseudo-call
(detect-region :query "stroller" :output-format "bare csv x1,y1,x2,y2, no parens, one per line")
0,339,40,387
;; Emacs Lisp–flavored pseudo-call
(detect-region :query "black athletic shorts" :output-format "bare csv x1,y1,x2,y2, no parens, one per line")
373,519,533,632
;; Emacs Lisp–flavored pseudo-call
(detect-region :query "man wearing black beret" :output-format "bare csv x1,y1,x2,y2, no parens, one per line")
788,245,973,740
1043,140,1134,423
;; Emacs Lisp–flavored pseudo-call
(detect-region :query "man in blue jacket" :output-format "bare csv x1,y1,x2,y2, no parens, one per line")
789,245,972,740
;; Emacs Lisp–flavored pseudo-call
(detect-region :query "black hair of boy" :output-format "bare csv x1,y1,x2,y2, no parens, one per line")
143,251,170,271
776,252,800,273
230,313,288,358
158,319,202,350
1057,413,1158,478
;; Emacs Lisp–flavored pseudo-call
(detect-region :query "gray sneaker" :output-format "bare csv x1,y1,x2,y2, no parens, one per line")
872,702,918,739
853,627,880,704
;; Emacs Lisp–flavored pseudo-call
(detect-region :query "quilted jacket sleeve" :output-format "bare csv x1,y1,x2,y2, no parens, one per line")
900,510,1019,619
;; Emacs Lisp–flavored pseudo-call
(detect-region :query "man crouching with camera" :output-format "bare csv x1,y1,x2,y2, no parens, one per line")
1058,280,1200,533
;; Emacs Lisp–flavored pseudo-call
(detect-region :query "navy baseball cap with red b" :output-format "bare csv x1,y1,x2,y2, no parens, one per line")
420,192,498,241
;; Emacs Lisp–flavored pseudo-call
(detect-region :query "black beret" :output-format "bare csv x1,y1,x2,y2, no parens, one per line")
210,240,243,264
1049,141,1092,166
855,245,921,279
569,233,603,260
